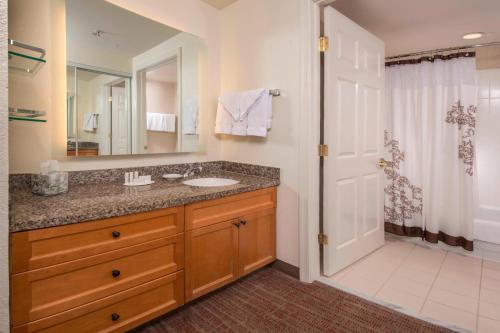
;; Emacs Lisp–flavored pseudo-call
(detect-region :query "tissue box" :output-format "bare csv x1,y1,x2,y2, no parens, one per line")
31,172,69,196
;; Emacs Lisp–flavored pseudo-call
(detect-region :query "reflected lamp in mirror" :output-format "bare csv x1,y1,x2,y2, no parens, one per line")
65,0,203,157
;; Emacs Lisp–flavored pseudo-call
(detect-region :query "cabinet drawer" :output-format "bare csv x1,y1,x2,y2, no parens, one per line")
13,271,184,333
185,187,276,230
11,234,184,326
11,206,184,273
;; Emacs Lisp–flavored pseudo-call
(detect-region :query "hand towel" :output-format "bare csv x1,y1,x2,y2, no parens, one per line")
247,89,272,137
215,89,269,136
83,113,98,132
147,113,176,132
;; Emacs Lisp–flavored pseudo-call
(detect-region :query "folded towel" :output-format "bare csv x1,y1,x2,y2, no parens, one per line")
147,113,176,132
215,89,272,137
83,113,98,132
247,90,272,136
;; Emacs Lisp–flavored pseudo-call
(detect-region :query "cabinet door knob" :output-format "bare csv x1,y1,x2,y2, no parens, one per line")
233,222,240,228
112,231,121,238
111,313,120,321
240,219,247,226
112,269,121,278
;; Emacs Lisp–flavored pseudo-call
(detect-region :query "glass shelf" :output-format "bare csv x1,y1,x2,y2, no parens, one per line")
8,39,46,74
9,107,47,123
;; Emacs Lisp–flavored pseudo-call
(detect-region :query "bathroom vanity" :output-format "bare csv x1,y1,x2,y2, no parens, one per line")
8,162,279,333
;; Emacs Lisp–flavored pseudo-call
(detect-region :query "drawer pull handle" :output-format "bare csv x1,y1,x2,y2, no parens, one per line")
112,231,121,238
112,270,121,278
233,222,240,228
111,313,120,322
240,219,247,226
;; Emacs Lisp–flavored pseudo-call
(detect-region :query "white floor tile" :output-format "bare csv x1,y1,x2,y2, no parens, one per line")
421,300,477,331
478,316,500,333
324,237,499,332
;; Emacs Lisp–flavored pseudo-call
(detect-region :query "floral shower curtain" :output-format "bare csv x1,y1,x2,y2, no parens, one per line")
384,52,478,250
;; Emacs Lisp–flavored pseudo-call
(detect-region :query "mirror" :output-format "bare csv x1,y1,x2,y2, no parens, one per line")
65,0,202,156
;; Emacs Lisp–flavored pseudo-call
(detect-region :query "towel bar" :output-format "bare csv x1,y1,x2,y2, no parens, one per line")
269,89,281,97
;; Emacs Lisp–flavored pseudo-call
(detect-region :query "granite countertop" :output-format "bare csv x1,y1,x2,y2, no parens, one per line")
10,164,279,233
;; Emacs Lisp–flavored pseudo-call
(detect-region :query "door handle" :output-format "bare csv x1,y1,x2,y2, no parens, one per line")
233,222,240,228
377,158,388,169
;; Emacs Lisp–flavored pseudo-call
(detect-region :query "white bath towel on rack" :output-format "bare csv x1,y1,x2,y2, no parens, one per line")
83,113,98,132
215,88,272,137
147,113,176,132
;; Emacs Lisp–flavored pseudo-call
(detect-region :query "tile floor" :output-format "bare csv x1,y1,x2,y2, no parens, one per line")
328,236,500,333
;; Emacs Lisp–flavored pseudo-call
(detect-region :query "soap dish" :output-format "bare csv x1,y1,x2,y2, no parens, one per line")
163,174,183,181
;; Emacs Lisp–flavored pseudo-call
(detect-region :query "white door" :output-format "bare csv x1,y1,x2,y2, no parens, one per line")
323,7,386,276
111,82,131,155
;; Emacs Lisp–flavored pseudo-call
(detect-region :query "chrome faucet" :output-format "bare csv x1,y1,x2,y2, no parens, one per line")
183,165,203,178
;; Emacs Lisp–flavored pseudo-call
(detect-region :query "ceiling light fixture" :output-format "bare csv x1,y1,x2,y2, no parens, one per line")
462,32,484,40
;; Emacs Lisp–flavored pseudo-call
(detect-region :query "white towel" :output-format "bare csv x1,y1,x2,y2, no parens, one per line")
183,98,198,135
247,90,272,136
147,113,176,132
83,113,98,132
215,89,272,137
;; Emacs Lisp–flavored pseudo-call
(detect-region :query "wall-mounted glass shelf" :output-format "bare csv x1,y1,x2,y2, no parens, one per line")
8,39,46,74
9,107,47,123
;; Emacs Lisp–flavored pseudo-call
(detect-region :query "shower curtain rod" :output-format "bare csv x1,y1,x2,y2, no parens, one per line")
385,41,500,60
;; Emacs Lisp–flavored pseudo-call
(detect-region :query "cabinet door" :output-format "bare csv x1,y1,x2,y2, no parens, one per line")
185,220,239,301
238,208,276,277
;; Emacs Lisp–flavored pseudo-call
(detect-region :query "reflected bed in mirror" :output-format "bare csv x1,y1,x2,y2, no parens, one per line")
65,0,202,157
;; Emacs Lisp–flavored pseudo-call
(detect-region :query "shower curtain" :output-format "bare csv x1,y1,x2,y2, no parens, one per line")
384,52,477,250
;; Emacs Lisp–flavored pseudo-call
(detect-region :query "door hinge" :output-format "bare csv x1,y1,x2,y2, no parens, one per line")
318,233,328,245
318,36,329,52
318,144,329,157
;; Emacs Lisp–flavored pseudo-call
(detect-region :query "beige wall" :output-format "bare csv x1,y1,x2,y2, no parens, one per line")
1,0,9,329
9,0,222,173
8,0,54,173
219,0,301,266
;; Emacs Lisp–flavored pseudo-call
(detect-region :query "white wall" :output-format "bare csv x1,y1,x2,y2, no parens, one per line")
219,0,301,266
9,0,221,173
475,69,500,244
0,0,9,330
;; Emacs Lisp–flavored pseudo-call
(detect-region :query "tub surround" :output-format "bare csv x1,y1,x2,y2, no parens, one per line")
9,161,280,232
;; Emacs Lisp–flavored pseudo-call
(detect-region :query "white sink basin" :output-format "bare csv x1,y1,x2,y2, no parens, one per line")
182,177,240,187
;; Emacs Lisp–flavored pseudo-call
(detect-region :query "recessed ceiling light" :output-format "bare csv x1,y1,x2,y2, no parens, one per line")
462,32,484,40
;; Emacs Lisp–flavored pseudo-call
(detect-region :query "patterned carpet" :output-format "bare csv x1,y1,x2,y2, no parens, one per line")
135,267,455,333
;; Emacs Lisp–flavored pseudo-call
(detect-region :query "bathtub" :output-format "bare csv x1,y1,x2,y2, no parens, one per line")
475,206,500,245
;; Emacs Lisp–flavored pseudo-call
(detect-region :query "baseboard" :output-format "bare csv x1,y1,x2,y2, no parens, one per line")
475,219,500,245
272,260,300,279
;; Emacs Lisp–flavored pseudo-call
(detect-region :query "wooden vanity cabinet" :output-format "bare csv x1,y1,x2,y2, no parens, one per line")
238,208,276,277
10,207,185,333
184,187,277,301
185,219,240,301
10,187,277,333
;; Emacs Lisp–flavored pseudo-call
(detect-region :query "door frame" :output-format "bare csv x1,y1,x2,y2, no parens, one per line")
135,48,182,154
298,0,337,283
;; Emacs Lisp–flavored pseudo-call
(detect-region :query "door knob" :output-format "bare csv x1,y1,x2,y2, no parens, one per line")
377,158,388,169
111,231,121,238
233,222,240,228
112,269,121,278
239,219,247,226
111,313,120,321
